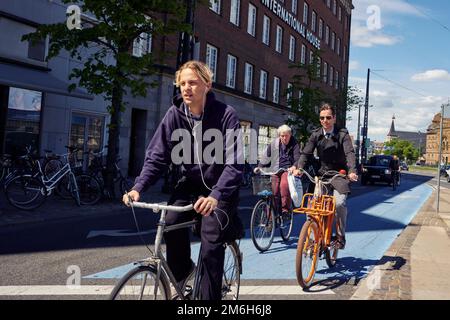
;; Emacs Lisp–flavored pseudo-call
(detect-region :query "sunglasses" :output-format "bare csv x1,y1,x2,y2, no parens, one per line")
320,116,333,121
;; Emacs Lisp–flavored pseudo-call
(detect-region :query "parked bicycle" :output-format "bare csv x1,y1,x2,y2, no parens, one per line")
250,168,294,252
293,169,346,288
109,201,242,300
4,148,102,210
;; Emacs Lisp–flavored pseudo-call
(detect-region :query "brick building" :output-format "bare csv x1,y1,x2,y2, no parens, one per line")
425,113,450,165
0,0,353,175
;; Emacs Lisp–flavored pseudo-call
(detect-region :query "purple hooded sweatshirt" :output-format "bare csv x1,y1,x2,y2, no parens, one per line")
133,92,243,201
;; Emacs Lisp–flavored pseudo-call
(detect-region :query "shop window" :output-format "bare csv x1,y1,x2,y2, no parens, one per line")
70,113,105,166
4,87,42,155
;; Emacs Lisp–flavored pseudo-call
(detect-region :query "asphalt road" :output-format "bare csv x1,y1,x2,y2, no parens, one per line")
0,172,437,300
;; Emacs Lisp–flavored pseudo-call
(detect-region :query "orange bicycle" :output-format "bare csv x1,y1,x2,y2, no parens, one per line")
293,169,346,288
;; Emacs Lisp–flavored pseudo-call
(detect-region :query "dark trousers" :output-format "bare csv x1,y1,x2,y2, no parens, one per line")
164,178,240,300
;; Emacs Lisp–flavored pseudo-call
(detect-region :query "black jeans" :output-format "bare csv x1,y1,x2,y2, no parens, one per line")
164,178,241,300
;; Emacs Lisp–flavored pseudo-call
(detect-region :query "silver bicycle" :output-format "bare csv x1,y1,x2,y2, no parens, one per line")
109,201,242,300
4,151,101,210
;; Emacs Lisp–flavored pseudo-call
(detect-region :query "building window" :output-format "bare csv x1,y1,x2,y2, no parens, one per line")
273,76,280,103
329,66,334,86
337,38,341,56
230,0,240,26
289,35,296,61
303,2,309,24
287,82,293,108
28,37,47,62
247,3,257,37
338,6,342,21
325,25,330,45
240,120,252,162
319,19,323,39
301,44,306,65
244,63,254,94
311,11,317,32
309,50,314,65
258,125,277,162
323,62,328,83
327,0,331,8
70,113,105,165
333,0,337,15
5,87,42,155
206,44,218,82
331,32,335,51
292,0,298,14
226,54,237,88
342,75,346,89
259,70,268,99
210,0,221,14
335,70,339,89
132,32,152,57
317,57,321,78
343,45,347,62
275,25,283,53
262,15,271,45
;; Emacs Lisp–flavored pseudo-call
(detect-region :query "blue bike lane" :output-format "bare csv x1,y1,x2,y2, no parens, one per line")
85,178,432,285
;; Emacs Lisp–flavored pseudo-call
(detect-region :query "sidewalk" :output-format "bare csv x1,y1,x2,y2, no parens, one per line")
352,186,450,300
0,179,171,228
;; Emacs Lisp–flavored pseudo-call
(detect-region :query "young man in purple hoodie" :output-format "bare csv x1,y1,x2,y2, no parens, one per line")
123,61,243,300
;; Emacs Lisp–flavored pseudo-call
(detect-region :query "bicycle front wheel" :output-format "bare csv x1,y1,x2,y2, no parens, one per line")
109,265,171,300
5,175,47,210
222,241,241,300
250,199,275,252
296,220,320,288
280,210,294,241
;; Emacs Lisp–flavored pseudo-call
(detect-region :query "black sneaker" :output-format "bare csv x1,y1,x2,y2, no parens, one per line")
331,235,346,250
176,261,196,295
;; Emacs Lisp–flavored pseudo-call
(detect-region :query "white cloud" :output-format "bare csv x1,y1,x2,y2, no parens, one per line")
349,60,360,71
351,22,402,48
411,70,450,82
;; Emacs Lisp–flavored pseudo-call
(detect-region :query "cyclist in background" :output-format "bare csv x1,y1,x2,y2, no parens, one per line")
123,61,244,300
292,103,358,249
389,155,400,186
260,125,301,216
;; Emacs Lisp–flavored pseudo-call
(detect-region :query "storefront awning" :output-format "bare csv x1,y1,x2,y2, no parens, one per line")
0,62,93,100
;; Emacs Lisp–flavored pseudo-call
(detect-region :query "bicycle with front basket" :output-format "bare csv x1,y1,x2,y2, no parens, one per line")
250,168,294,252
109,201,242,300
293,169,347,288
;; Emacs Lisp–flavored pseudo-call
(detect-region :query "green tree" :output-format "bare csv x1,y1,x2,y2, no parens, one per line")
286,50,363,145
23,0,190,196
384,139,419,162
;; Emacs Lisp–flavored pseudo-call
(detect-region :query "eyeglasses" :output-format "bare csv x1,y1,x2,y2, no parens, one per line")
320,116,333,121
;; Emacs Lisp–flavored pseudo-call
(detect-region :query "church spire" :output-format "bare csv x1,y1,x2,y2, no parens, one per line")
387,114,396,137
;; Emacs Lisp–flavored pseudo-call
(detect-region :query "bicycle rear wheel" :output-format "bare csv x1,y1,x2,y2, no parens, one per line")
280,210,294,241
76,174,102,205
109,265,170,300
296,220,320,288
5,175,47,210
222,241,241,300
250,199,275,252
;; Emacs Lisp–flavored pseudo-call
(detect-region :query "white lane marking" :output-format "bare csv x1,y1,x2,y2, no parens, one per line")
0,285,334,296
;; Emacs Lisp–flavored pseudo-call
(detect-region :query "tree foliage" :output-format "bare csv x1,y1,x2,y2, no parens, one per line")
384,139,419,162
22,0,190,196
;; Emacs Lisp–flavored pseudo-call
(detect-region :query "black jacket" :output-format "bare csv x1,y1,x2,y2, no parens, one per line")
296,126,356,194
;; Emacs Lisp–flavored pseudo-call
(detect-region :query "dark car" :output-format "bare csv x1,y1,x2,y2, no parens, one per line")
361,155,394,185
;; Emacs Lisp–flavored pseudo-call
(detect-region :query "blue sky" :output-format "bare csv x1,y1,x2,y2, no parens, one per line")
347,0,450,143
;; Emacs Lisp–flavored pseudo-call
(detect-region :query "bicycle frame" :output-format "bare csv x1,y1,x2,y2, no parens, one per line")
35,157,74,192
129,203,202,300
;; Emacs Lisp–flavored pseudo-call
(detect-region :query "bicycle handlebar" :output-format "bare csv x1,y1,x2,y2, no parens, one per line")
299,168,346,184
130,201,194,213
254,167,287,176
